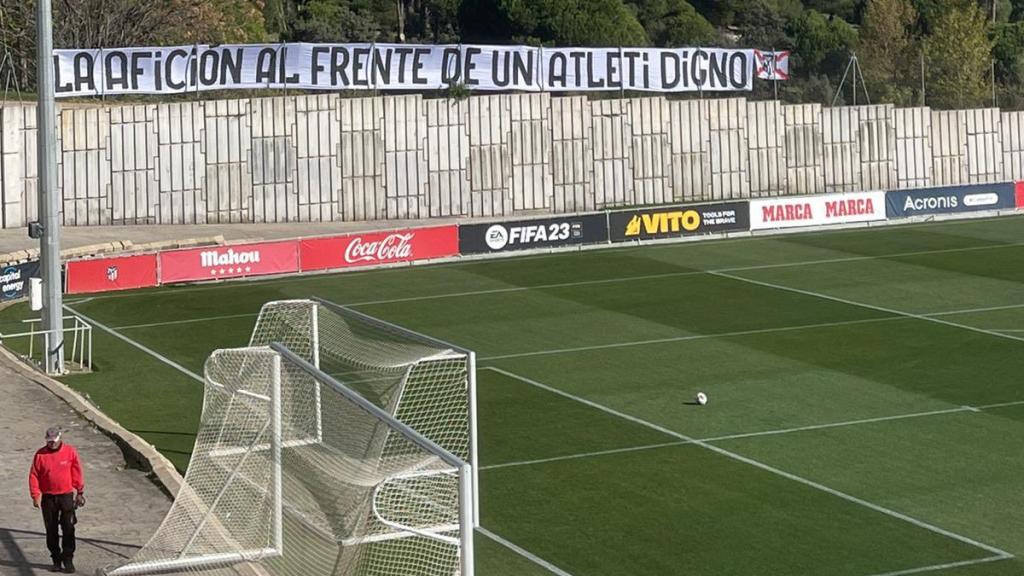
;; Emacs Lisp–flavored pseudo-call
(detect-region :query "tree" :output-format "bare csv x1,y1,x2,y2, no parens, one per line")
924,2,992,108
0,0,266,93
491,0,643,46
787,9,855,71
629,0,715,46
859,0,918,105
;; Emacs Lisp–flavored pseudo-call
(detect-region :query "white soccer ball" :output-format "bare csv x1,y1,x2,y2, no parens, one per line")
695,392,708,406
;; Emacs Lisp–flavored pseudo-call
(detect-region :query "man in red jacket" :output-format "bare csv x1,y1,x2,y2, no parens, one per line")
28,426,85,574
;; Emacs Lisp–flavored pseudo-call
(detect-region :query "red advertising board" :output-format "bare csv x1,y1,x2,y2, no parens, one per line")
159,241,299,284
66,254,158,294
1016,181,1024,208
300,226,459,272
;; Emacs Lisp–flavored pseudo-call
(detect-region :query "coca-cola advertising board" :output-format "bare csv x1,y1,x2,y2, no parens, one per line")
300,226,459,272
159,241,300,284
66,254,159,294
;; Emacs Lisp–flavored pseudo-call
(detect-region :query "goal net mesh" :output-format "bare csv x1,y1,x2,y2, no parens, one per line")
103,299,473,576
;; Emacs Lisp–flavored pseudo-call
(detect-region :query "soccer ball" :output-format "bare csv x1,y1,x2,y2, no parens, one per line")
695,392,708,406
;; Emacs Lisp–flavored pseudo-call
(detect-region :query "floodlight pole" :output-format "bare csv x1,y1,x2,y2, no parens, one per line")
36,0,64,374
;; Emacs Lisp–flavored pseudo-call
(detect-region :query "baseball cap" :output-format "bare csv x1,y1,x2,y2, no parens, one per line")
45,427,62,441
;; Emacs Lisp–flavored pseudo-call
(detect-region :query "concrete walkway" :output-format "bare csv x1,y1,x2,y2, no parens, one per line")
0,358,169,575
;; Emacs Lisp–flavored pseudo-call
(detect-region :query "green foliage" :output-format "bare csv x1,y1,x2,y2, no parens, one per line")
859,0,918,105
924,1,993,109
491,0,649,46
787,9,855,71
629,0,716,46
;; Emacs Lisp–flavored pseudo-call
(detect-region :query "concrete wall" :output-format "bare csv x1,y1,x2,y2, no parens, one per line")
0,94,1019,228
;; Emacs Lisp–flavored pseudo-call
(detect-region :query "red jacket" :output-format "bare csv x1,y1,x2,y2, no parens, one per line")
28,443,84,499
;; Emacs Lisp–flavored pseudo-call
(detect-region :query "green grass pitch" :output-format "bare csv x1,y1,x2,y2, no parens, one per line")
4,214,1024,575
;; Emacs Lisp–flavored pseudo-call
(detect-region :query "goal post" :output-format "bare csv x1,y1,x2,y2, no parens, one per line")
104,299,477,576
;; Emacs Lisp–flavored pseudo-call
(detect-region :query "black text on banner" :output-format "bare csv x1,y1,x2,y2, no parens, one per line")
459,214,610,254
608,202,749,242
53,44,757,96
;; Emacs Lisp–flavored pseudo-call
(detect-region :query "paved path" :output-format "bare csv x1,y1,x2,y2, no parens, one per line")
0,359,169,576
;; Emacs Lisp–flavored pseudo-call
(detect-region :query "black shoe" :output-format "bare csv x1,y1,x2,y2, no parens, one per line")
62,559,75,573
49,561,62,572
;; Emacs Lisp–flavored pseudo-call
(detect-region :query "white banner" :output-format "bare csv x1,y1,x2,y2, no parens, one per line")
52,43,757,97
750,191,886,230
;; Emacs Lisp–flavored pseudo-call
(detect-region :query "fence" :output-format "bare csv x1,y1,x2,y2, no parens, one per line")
1,93,1022,228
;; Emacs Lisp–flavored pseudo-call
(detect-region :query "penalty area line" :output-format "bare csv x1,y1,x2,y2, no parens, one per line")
65,304,204,384
866,554,1013,576
486,366,1013,560
477,527,575,576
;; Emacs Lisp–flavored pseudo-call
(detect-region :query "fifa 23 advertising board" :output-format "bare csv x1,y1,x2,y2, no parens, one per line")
0,259,40,300
750,191,885,230
159,241,299,284
608,202,749,242
299,225,459,272
459,214,609,254
885,183,1017,218
65,254,158,294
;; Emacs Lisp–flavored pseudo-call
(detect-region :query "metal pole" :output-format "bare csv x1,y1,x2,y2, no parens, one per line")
36,0,64,374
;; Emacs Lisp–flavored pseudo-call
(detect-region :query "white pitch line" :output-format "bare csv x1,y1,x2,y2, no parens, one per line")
866,554,1013,576
113,312,258,330
487,366,1013,559
64,305,205,383
482,441,689,471
481,395,1024,471
477,527,575,576
481,317,898,361
344,241,1024,308
477,303,1024,361
709,271,1024,346
79,241,1024,331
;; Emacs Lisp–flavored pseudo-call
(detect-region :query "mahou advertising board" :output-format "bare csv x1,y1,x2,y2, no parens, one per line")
159,240,300,284
300,226,459,272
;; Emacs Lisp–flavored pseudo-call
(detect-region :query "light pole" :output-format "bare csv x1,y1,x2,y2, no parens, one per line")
35,0,64,374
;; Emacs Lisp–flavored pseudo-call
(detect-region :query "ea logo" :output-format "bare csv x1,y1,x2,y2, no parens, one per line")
485,225,509,250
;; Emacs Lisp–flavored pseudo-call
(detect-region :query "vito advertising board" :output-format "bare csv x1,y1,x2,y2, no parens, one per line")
159,241,299,284
608,202,749,242
0,259,40,300
65,254,158,294
885,183,1017,218
750,191,885,230
299,225,459,272
459,214,609,254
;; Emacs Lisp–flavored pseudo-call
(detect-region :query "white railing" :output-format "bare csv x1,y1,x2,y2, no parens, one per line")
0,315,93,374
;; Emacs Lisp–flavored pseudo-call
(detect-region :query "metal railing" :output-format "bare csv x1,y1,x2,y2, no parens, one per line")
0,314,92,374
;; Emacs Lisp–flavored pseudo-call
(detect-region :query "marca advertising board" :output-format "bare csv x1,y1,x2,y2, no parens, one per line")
1016,181,1024,208
65,254,158,294
886,183,1017,218
300,225,459,272
0,260,40,300
750,191,885,230
459,214,609,254
608,202,749,242
159,241,299,284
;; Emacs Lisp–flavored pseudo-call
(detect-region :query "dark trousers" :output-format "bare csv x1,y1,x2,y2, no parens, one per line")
40,493,76,563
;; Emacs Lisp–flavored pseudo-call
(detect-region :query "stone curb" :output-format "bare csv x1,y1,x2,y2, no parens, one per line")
0,346,183,498
0,347,269,576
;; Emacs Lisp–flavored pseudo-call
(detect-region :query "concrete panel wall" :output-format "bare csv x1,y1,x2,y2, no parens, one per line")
782,103,824,195
3,95,1024,228
894,107,931,189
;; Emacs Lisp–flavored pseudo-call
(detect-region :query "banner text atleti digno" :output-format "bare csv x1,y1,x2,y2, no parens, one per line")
53,43,762,96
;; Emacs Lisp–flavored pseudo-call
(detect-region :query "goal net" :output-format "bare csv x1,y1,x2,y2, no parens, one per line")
104,299,477,576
